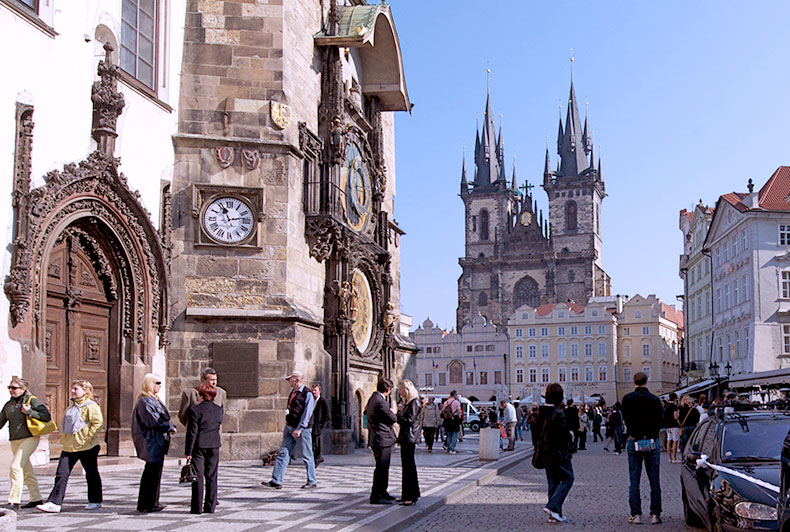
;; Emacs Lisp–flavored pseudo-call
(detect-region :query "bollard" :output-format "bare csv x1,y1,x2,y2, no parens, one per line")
479,427,501,461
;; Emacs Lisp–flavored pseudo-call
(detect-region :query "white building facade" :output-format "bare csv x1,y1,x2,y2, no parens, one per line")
0,0,185,457
411,316,510,401
704,168,790,376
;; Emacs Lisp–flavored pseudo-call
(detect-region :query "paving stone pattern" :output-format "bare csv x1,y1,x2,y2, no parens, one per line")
404,442,696,532
5,439,488,532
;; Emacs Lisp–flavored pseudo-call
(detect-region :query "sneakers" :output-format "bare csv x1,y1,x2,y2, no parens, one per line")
36,502,61,513
544,507,567,522
650,514,662,525
262,480,282,489
628,514,641,524
448,450,457,455
301,482,317,489
84,503,101,510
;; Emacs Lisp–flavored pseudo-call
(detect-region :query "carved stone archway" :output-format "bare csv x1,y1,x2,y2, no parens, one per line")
4,46,169,455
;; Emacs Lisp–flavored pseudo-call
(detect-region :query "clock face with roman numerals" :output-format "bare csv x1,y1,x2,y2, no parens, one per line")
201,196,256,245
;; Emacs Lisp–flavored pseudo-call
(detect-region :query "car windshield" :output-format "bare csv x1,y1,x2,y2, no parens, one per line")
721,418,790,461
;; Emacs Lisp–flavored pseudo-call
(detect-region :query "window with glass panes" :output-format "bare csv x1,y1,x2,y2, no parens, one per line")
598,342,606,358
541,344,549,358
558,367,566,382
642,343,650,356
781,225,790,246
584,342,592,356
528,327,536,337
529,368,537,383
558,343,567,358
424,373,432,386
528,345,537,358
782,272,790,299
122,0,157,89
784,325,790,354
480,372,488,385
516,369,523,383
16,0,38,12
585,366,593,381
515,345,524,358
466,372,474,385
584,325,592,335
570,367,579,381
494,371,502,384
540,327,549,337
623,367,632,382
571,343,579,358
541,368,549,383
598,366,607,381
438,373,446,385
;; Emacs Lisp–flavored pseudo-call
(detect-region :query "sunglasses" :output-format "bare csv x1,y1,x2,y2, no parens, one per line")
7,386,22,391
155,381,162,385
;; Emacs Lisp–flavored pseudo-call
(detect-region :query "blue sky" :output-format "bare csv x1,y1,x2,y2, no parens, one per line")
392,1,790,331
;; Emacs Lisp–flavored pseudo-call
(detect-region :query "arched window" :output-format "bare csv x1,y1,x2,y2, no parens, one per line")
449,360,463,384
480,209,489,240
566,201,577,231
478,292,488,306
513,275,540,309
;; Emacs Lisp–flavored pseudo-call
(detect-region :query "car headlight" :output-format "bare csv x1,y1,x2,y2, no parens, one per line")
734,502,777,520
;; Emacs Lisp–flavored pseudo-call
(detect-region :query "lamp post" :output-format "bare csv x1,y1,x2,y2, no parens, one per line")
710,361,720,397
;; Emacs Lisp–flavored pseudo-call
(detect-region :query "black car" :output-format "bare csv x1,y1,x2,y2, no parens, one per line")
681,410,790,531
777,425,790,532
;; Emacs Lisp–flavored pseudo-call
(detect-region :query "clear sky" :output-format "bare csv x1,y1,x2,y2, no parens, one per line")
391,1,790,331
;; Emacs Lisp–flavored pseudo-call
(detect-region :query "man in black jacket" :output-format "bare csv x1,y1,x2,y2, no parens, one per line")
310,383,330,465
365,378,397,504
622,371,663,525
564,399,580,453
537,383,573,523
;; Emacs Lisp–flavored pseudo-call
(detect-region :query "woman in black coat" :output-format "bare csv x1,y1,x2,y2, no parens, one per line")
185,384,223,514
396,380,422,506
536,383,574,523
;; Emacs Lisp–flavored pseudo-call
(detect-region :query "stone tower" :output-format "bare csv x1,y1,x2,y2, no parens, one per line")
168,0,416,458
543,80,609,303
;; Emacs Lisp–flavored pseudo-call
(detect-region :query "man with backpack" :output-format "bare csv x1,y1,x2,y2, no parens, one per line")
532,383,573,523
440,391,462,455
622,371,663,525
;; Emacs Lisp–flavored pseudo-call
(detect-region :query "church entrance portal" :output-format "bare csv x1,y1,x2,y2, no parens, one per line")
44,228,118,455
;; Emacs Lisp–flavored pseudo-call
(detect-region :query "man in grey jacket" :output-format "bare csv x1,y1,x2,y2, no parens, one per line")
420,396,440,452
178,368,227,426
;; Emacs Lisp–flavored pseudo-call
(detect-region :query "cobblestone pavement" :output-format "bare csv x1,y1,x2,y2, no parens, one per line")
4,433,508,531
403,440,696,532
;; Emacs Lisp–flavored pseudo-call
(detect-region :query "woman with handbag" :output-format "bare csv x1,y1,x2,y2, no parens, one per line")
37,380,103,513
396,380,421,506
678,395,700,452
0,378,52,510
184,384,223,514
132,374,175,513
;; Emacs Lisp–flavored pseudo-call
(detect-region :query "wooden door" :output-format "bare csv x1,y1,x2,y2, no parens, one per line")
45,238,111,455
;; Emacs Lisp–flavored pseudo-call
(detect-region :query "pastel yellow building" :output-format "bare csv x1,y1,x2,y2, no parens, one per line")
507,298,621,405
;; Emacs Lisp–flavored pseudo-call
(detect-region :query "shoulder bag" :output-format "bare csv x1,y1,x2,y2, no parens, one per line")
179,458,198,484
25,395,57,437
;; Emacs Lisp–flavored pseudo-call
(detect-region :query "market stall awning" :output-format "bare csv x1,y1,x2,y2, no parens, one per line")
728,368,790,389
661,378,719,399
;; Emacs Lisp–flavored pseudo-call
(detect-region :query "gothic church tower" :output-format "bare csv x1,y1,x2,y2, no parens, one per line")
543,80,610,303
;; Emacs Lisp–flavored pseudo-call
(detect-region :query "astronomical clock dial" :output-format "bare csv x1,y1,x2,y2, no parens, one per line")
341,140,372,232
350,269,373,354
201,196,256,245
520,211,532,226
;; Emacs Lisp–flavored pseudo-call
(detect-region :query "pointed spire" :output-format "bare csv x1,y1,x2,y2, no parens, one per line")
582,113,591,154
557,79,590,177
473,72,502,187
511,155,517,192
597,153,603,180
544,148,551,177
556,115,564,155
460,147,468,187
589,142,595,171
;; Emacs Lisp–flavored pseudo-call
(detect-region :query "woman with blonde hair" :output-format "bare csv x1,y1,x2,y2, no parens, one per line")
396,379,422,506
37,380,103,513
0,377,51,510
131,374,175,513
678,395,700,451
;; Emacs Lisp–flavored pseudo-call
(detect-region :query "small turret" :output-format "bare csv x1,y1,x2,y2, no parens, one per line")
460,151,468,194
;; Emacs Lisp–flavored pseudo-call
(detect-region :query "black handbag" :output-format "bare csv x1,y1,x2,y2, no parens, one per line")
179,459,198,484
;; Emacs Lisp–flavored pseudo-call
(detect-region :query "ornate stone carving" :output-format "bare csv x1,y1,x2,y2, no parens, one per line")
91,43,125,156
305,217,342,262
298,122,323,162
215,147,234,168
241,149,260,170
269,101,291,130
330,116,347,162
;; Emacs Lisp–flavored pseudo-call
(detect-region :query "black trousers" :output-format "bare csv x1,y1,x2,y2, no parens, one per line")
191,447,219,513
423,427,436,450
593,427,603,442
48,445,102,505
576,430,587,450
400,442,420,502
370,445,392,501
137,461,163,511
313,431,323,463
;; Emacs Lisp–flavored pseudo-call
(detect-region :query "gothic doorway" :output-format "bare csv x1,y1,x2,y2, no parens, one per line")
44,229,118,455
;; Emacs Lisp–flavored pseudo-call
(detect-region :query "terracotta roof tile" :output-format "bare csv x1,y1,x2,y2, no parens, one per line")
535,303,557,316
758,166,790,211
721,192,748,212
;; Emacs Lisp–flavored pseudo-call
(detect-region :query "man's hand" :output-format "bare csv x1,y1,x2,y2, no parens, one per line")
293,429,302,438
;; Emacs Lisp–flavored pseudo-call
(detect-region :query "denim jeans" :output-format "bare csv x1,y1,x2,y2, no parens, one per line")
545,456,574,515
272,426,316,485
626,439,661,516
445,430,458,452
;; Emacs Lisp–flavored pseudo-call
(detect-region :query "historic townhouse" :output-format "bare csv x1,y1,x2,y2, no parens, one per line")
704,167,790,376
679,203,714,378
411,316,509,401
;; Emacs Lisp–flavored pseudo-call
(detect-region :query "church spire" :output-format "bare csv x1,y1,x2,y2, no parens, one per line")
460,148,468,194
557,80,590,177
511,155,517,193
474,72,503,187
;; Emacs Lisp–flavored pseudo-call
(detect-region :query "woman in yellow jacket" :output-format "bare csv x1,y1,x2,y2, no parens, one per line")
36,380,103,513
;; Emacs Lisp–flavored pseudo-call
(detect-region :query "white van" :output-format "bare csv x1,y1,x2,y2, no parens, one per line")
430,394,484,432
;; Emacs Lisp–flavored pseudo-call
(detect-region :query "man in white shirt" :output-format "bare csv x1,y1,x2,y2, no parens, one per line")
500,399,517,451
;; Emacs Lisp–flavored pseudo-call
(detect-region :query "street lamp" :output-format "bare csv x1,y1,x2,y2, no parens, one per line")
725,361,732,378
